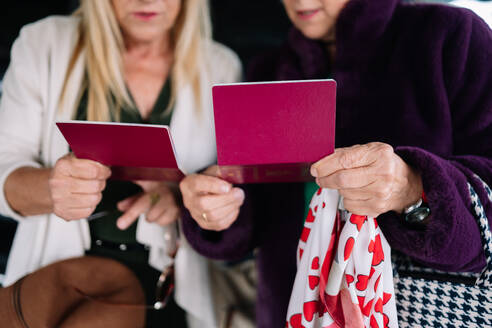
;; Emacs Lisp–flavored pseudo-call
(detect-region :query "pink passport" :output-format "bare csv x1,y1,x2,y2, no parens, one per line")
213,79,336,184
56,121,185,181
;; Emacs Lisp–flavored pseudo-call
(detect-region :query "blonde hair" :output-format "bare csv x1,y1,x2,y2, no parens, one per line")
60,0,212,121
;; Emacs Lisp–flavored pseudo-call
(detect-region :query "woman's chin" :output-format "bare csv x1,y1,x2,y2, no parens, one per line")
124,27,172,44
297,27,332,41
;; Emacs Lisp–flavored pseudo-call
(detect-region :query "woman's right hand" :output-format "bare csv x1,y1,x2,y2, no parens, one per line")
179,165,245,231
49,154,111,221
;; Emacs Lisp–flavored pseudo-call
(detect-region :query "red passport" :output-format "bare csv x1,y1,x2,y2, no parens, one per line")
56,121,185,181
213,79,336,184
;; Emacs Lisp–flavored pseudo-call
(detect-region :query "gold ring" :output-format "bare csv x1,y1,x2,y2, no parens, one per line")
201,212,208,222
150,192,160,206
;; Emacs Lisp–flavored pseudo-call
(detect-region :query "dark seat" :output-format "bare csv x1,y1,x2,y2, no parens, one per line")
210,0,291,68
0,0,79,80
0,216,17,278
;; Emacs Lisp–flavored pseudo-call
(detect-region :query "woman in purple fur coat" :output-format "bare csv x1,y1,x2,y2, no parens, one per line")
178,0,492,326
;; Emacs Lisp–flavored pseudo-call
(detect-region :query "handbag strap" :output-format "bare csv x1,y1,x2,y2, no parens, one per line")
468,176,492,288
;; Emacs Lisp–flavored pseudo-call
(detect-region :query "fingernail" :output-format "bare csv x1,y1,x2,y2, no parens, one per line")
117,220,127,230
310,166,318,177
235,189,245,199
222,184,231,193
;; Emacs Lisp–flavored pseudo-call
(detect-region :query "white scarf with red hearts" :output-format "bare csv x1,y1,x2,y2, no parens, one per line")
286,188,398,328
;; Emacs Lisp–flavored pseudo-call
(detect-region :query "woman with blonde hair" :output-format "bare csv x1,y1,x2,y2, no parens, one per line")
0,0,241,326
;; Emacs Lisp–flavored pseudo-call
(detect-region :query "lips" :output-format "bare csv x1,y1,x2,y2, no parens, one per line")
297,8,321,20
133,12,158,21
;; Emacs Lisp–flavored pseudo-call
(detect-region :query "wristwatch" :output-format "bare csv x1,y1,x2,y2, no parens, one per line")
403,196,430,224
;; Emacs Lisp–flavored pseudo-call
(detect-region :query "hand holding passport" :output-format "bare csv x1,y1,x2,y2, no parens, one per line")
213,79,336,183
56,122,185,182
57,79,336,184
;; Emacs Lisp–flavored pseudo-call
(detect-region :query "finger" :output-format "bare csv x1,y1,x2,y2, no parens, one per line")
154,207,180,226
55,207,95,221
146,194,175,222
147,207,167,223
316,166,377,189
49,177,106,195
203,209,240,231
311,143,384,178
117,194,141,212
117,194,151,230
195,188,244,214
70,178,106,194
64,193,102,209
202,201,241,223
202,165,220,177
60,157,111,180
181,174,232,195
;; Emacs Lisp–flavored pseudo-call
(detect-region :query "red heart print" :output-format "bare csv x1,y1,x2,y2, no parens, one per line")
361,298,374,317
383,293,392,305
370,234,384,266
350,214,367,231
383,313,390,328
303,301,319,322
299,248,304,260
369,267,376,279
305,209,315,223
374,298,383,313
346,274,354,286
317,188,322,195
368,240,375,253
344,237,355,261
309,275,320,290
300,227,311,243
289,313,304,328
370,314,380,328
356,274,369,291
374,274,381,292
357,295,365,305
373,217,379,229
314,205,318,213
319,299,328,317
322,202,326,208
311,257,320,270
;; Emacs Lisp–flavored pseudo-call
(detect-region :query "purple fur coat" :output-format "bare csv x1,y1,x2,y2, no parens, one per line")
182,0,492,326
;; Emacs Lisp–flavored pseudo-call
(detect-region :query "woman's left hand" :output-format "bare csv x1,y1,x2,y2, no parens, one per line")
116,181,180,230
311,142,423,217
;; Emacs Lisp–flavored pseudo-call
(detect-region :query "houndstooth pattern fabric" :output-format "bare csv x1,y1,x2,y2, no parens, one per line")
474,175,492,287
468,177,492,289
394,180,492,327
395,276,492,327
392,253,479,279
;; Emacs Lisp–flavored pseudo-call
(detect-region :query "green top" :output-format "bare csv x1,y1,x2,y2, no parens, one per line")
76,79,173,244
304,181,320,220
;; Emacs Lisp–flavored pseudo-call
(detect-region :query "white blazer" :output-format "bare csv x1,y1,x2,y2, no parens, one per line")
0,16,241,327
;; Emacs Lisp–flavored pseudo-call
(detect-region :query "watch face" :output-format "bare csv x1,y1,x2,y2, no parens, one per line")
405,207,430,224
